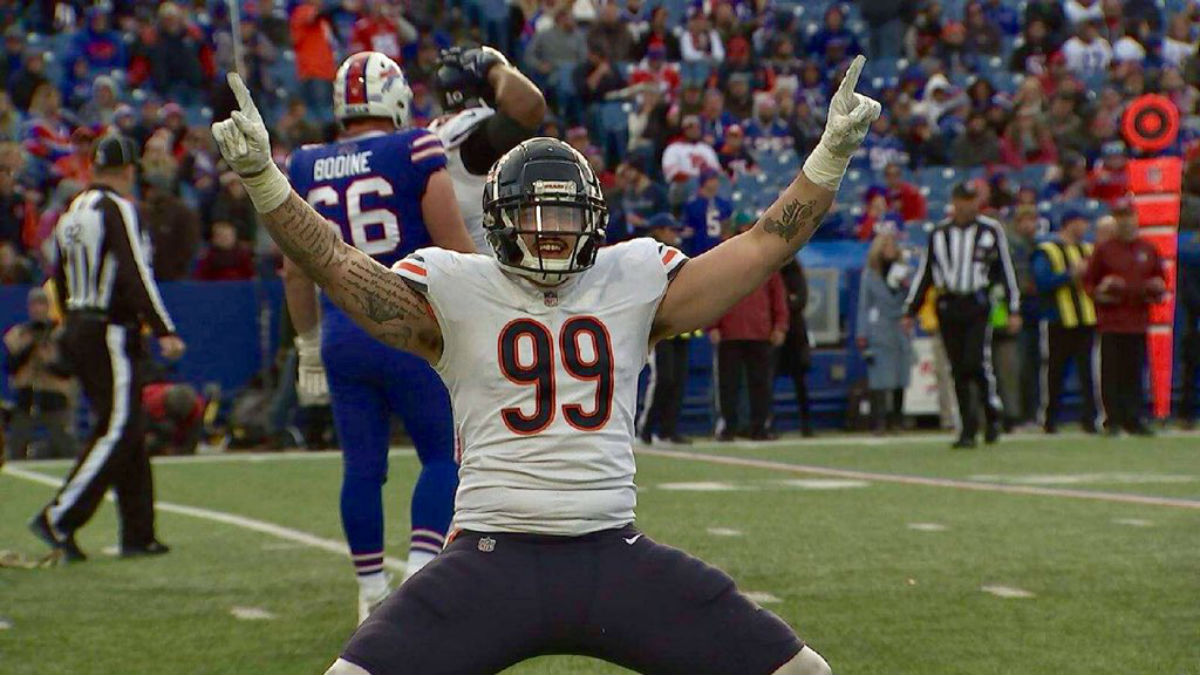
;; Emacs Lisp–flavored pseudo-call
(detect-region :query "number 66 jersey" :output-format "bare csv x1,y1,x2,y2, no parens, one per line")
393,238,688,536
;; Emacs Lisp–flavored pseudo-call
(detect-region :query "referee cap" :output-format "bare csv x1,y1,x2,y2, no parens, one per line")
92,133,139,169
951,180,978,200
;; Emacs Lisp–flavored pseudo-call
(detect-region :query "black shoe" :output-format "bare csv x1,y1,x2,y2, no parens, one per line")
1081,422,1099,434
662,435,692,446
748,430,779,441
637,431,653,446
120,540,170,558
716,431,735,442
1125,424,1155,437
28,511,87,562
801,426,815,438
1042,423,1058,435
984,423,1000,444
951,437,977,449
1105,426,1121,437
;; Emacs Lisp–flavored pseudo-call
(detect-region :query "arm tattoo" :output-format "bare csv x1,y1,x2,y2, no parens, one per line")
760,198,829,243
263,193,438,353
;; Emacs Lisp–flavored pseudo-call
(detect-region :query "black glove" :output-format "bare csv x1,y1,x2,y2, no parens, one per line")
435,45,510,111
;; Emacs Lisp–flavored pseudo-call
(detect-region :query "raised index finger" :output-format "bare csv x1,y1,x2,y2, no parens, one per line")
227,72,256,115
836,55,867,101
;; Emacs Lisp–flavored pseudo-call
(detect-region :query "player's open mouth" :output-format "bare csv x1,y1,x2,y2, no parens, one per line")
538,239,568,254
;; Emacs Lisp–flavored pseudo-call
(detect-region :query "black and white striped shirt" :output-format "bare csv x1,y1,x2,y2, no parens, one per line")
52,186,175,335
904,215,1020,315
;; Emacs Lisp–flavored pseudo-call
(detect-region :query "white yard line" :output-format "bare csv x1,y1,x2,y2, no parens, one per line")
638,448,1200,510
19,448,415,469
2,466,406,571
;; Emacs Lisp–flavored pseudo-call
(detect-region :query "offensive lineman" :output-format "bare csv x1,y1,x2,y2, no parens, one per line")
429,45,546,251
282,52,475,623
213,52,880,674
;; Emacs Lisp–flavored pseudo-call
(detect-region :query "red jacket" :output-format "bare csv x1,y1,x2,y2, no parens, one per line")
194,245,255,281
886,181,927,222
1082,236,1166,334
290,4,337,81
711,272,789,341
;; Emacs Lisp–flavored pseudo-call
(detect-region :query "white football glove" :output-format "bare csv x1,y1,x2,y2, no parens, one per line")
294,328,330,407
211,73,290,213
802,55,882,192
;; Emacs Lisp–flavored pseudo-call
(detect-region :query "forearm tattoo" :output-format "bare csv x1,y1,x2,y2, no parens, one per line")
264,193,438,352
760,198,830,243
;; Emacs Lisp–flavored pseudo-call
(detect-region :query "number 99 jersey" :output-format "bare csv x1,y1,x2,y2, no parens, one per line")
287,128,448,268
393,238,688,536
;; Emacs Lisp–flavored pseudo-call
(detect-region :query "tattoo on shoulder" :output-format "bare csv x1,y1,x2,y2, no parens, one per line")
760,198,829,242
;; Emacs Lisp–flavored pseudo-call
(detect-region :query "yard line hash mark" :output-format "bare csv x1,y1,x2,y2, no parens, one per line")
2,466,406,570
638,448,1200,510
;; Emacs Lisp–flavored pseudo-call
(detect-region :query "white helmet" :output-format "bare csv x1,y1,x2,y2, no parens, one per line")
333,51,413,129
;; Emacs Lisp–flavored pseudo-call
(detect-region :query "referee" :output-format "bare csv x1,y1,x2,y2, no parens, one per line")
29,134,185,561
904,182,1021,448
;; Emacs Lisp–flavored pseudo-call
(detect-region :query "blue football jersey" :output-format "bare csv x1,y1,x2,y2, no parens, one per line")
288,128,447,268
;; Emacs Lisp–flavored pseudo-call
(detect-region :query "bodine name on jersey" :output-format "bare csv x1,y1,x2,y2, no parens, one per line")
313,151,374,181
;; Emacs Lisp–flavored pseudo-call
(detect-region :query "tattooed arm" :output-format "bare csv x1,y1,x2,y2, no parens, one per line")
264,192,443,362
652,173,836,338
652,56,879,341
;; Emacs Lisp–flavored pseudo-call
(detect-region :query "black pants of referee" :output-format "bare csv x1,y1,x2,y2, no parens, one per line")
1099,332,1148,433
1039,323,1098,432
42,318,157,547
936,295,1000,440
638,336,689,440
715,340,773,437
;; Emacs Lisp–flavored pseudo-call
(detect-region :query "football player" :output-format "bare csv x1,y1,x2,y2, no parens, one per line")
213,53,880,674
281,51,475,624
429,45,546,253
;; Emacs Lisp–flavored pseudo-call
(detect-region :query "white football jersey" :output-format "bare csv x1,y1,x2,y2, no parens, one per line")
393,238,688,535
429,107,495,255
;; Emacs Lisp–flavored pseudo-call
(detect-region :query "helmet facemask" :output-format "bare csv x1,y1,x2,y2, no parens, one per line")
488,192,605,286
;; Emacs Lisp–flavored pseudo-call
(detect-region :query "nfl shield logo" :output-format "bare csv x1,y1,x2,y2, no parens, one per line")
478,537,496,553
544,291,558,307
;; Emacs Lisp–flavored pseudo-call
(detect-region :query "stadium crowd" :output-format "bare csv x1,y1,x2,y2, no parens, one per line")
1,0,1199,451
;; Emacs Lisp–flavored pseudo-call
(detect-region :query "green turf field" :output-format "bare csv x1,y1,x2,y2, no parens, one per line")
2,432,1198,675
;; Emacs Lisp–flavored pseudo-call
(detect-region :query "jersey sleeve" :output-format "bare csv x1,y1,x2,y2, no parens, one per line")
406,129,448,183
391,251,430,295
657,242,688,282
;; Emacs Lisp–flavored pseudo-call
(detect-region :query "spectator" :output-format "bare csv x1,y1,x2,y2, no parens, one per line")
142,382,205,455
0,25,24,87
525,9,588,87
807,6,862,68
1000,107,1059,167
72,5,127,73
616,161,668,233
574,46,626,105
696,88,733,146
857,187,905,241
1032,209,1099,433
0,241,34,284
4,287,75,460
1083,199,1166,436
963,2,1004,56
743,94,791,153
982,0,1021,36
716,124,757,177
141,175,201,281
950,112,1002,167
194,220,255,281
681,168,731,256
1094,214,1116,245
349,4,415,63
216,16,279,107
1009,18,1058,74
1113,18,1156,67
1004,204,1043,427
1044,151,1091,201
857,230,914,433
763,36,804,93
290,0,338,120
630,43,681,102
635,213,691,446
141,2,206,103
626,86,670,157
1065,0,1105,27
1087,142,1131,203
779,255,815,436
711,246,788,441
662,114,720,183
0,143,33,253
790,98,825,155
275,98,324,150
883,163,928,221
718,35,761,91
78,76,120,127
859,0,908,60
723,72,755,120
52,126,95,186
680,10,724,63
1061,21,1113,78
635,7,682,61
587,2,634,63
0,91,19,142
8,49,49,112
913,74,966,128
1162,14,1196,69
141,129,180,191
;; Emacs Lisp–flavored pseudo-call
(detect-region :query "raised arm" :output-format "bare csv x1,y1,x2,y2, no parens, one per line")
212,74,442,363
652,56,880,339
